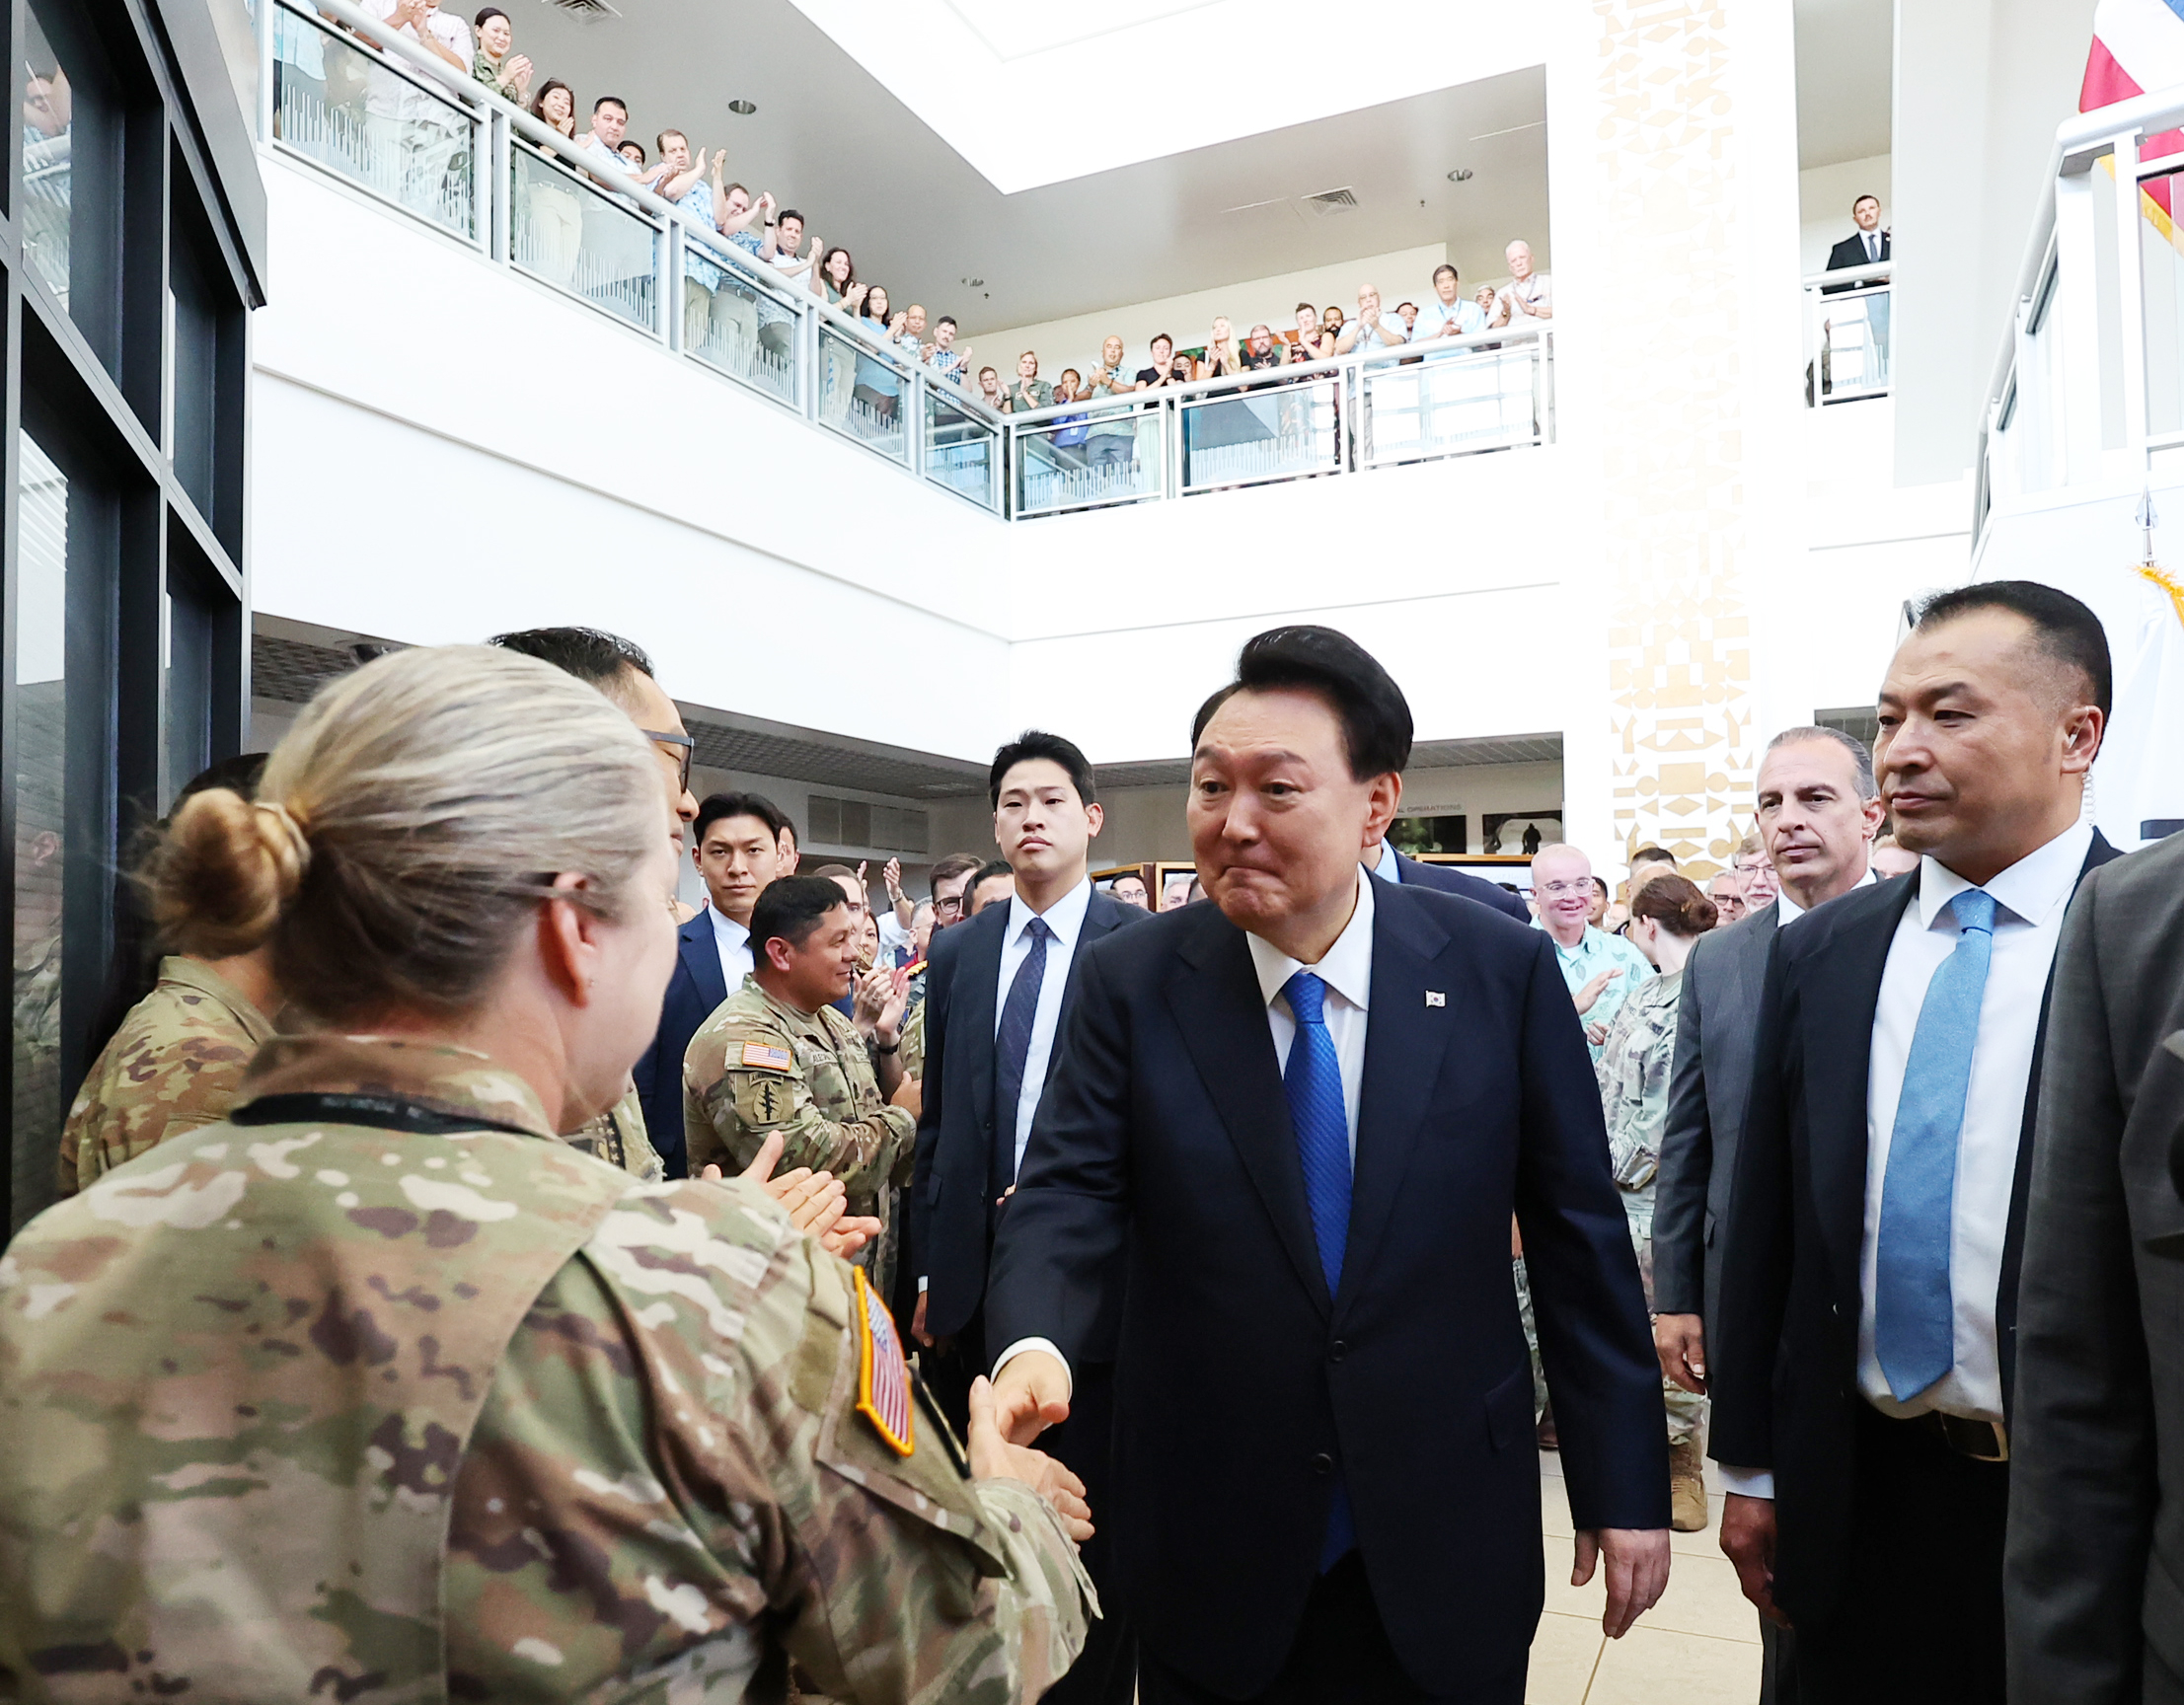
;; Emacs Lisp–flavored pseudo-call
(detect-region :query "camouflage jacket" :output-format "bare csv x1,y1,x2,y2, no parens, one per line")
562,1076,665,1181
0,1033,1092,1704
56,955,276,1198
683,978,915,1210
1593,966,1685,1195
898,991,927,1082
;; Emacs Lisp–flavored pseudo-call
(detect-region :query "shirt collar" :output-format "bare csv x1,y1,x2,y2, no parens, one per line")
1008,875,1092,949
1774,864,1877,923
709,904,748,947
1245,866,1375,1014
158,955,279,1042
1369,841,1400,880
235,1033,558,1139
1917,819,2093,930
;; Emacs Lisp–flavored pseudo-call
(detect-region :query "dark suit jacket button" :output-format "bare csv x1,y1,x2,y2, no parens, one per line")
1328,1340,1348,1363
1311,1452,1333,1476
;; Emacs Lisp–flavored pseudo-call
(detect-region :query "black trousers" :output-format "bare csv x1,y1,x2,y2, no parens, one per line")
1136,1552,1522,1705
1792,1402,2008,1704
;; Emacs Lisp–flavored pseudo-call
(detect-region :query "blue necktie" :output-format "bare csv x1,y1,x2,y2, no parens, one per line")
1874,888,1997,1402
1283,970,1355,1568
991,917,1050,1197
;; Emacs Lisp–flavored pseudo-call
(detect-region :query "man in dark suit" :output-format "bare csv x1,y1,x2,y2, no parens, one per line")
1713,581,2118,1701
1363,834,1531,923
1822,193,1891,387
1653,722,1883,1696
908,728,1145,1705
631,790,795,1174
1824,193,1890,278
987,626,1670,1705
2005,825,2184,1701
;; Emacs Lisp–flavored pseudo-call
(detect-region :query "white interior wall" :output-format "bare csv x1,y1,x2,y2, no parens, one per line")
1800,154,1894,274
964,243,1465,373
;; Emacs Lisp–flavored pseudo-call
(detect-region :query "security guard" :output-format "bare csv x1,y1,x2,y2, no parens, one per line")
686,875,917,1296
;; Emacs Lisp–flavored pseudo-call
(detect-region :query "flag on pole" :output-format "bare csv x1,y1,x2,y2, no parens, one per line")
2084,0,2184,229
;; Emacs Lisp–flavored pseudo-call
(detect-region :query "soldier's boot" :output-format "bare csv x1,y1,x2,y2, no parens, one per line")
1668,1436,1708,1532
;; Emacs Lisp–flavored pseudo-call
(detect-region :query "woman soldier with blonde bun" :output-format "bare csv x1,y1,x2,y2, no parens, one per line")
0,645,1094,1703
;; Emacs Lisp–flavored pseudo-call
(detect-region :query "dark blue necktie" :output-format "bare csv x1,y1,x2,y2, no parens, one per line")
1875,888,1996,1401
1283,970,1355,1568
991,916,1050,1197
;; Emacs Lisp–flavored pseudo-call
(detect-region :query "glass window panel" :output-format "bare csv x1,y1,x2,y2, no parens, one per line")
14,434,69,1230
1016,406,1159,514
272,0,477,239
508,144,657,333
685,247,798,405
1361,347,1542,466
816,324,908,464
22,0,123,366
1180,379,1338,492
1815,285,1892,401
923,387,998,511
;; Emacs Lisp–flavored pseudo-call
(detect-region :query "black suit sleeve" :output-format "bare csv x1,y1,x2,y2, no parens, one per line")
1650,945,1711,1318
984,938,1134,1369
2004,870,2155,1703
1512,933,1673,1531
1710,932,1797,1471
908,927,960,1285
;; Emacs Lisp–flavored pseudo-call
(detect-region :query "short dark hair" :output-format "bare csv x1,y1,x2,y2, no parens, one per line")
487,628,655,706
1912,579,2113,715
1431,262,1458,285
989,729,1096,806
1296,300,1315,315
696,790,793,847
656,129,686,152
619,140,645,163
1631,846,1677,869
473,5,507,26
749,875,850,956
1396,302,1418,314
971,858,1015,892
1853,192,1880,211
928,852,985,895
1590,876,1610,900
776,207,804,227
1151,332,1173,350
593,95,627,115
937,315,956,330
1190,626,1413,781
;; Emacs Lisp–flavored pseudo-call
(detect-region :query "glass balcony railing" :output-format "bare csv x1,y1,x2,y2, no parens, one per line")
1804,261,1892,406
255,0,1553,519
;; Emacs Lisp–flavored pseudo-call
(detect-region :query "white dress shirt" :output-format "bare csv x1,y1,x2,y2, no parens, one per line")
1369,841,1401,882
1720,821,2091,1501
708,904,753,995
1772,865,1877,926
993,869,1376,1385
994,877,1094,1181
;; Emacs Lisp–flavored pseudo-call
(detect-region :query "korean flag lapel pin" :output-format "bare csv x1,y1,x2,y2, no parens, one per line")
1425,991,1446,1007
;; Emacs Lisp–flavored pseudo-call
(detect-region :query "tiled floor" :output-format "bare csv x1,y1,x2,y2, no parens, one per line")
1530,1448,1762,1704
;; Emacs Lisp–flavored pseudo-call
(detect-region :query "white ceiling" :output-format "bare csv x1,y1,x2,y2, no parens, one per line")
1795,0,1895,169
510,0,1548,338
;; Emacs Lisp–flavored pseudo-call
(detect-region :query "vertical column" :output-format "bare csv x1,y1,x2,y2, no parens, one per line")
1583,0,1801,876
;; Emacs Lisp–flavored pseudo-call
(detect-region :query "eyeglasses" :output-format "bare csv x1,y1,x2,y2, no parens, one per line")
933,893,966,917
640,728,694,794
1538,879,1592,898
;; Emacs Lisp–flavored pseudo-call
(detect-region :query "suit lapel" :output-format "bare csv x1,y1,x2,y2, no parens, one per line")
1806,879,1917,1311
1339,887,1453,1314
956,908,1007,1130
1167,908,1332,1316
681,914,728,1009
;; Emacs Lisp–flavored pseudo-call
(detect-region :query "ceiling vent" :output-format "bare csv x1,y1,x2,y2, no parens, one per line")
537,0,620,19
1302,185,1359,215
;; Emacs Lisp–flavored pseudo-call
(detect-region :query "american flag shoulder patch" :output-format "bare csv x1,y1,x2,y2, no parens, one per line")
740,1040,792,1071
852,1265,915,1456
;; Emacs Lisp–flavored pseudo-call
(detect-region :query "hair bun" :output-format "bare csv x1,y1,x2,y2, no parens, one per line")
1629,871,1718,938
142,787,312,958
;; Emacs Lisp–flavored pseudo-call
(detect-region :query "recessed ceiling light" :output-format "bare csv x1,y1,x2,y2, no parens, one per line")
1447,168,1474,183
961,275,984,287
727,99,757,115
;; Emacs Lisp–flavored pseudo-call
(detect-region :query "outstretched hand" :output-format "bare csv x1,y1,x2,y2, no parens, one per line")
990,1347,1072,1446
967,1375,1092,1542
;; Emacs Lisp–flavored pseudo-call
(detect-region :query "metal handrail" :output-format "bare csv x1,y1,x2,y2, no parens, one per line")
1802,260,1892,290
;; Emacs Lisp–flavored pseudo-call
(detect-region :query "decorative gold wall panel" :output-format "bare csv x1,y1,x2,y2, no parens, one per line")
1595,0,1757,875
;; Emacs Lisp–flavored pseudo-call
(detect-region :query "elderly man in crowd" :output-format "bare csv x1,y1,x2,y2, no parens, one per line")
1733,832,1780,911
1412,262,1487,343
1707,870,1747,924
1532,843,1653,1061
1493,240,1553,329
1334,283,1407,355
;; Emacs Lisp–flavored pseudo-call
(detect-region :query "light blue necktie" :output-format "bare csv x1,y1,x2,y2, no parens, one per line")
1282,970,1355,1568
1874,888,1997,1402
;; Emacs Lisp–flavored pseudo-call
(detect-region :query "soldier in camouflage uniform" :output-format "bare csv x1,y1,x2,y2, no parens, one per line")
563,1076,666,1181
1594,876,1718,1531
0,644,1093,1703
56,955,278,1197
687,878,916,1298
0,1033,1092,1701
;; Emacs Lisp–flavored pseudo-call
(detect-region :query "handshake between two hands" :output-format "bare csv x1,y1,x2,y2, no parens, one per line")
703,1137,1093,1544
985,1350,1673,1634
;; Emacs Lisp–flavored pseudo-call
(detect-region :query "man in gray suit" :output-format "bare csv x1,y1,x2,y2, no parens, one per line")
1652,724,1883,1697
2006,827,2184,1702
